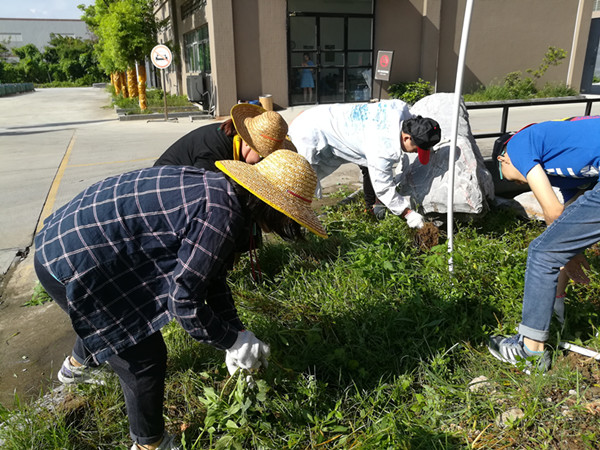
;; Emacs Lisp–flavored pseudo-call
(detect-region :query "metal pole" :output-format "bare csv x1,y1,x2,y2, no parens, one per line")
447,0,474,273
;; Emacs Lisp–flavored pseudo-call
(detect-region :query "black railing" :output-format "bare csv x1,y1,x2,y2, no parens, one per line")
465,96,600,139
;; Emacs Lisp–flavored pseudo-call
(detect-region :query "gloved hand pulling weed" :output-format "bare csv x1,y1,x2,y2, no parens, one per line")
405,210,425,229
225,330,270,376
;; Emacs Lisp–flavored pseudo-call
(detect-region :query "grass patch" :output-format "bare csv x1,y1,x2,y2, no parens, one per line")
22,282,53,307
2,201,600,448
111,88,195,115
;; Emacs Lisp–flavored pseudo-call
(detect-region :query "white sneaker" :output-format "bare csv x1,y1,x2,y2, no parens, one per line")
57,356,106,385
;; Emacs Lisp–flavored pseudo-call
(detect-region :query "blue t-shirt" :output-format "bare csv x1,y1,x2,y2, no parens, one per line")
507,118,600,200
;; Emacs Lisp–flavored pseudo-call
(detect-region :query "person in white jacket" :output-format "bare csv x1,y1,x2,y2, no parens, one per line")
288,100,441,229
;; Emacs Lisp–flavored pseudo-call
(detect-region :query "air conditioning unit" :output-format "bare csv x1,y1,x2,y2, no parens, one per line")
186,74,205,102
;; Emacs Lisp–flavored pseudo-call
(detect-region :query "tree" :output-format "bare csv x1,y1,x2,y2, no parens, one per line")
12,44,48,83
80,0,167,109
44,34,104,84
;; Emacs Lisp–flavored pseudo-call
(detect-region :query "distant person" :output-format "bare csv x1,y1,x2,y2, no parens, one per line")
288,100,441,228
488,117,600,372
299,53,315,103
34,150,327,450
154,103,296,170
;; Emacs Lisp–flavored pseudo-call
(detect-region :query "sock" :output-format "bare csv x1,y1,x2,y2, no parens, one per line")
523,341,544,355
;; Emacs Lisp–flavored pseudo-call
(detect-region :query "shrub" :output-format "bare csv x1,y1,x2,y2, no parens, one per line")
111,88,193,114
387,78,433,104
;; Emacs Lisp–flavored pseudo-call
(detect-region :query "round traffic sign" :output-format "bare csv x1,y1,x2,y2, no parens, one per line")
379,54,390,68
151,44,172,69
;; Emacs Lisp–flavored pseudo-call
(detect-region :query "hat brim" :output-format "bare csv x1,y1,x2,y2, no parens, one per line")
230,104,297,155
215,160,327,238
417,147,430,165
231,104,265,152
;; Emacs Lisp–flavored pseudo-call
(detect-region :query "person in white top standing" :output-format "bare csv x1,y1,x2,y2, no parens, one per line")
288,100,441,228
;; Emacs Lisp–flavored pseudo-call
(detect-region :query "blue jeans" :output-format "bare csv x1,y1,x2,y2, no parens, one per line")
518,182,600,342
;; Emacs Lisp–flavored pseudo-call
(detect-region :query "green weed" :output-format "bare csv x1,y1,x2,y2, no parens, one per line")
22,282,53,307
2,202,600,448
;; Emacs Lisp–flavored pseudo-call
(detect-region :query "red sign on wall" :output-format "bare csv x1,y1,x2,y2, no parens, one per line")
374,50,394,81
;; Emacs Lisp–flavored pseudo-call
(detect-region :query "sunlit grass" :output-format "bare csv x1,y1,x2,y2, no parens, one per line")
3,200,599,449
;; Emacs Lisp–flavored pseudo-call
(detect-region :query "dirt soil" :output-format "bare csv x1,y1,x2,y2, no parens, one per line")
0,256,76,408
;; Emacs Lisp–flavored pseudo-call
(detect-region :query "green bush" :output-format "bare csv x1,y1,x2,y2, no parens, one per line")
111,88,194,114
387,78,433,104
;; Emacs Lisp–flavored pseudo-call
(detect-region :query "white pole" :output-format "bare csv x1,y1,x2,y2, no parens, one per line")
447,0,474,273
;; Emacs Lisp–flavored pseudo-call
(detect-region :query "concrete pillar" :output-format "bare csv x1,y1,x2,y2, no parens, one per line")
207,0,238,116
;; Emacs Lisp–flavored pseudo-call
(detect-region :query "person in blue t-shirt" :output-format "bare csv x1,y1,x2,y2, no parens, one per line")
488,116,600,372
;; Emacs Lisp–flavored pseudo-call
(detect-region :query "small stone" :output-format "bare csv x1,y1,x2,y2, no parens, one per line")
468,375,492,392
496,407,524,428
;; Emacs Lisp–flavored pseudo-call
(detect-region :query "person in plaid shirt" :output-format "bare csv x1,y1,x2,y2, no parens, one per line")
34,151,326,450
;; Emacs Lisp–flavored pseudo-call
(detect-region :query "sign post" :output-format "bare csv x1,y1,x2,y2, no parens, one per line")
150,44,173,121
374,50,394,100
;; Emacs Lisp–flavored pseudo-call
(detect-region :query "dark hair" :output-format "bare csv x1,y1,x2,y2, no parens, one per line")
491,132,514,179
230,180,304,241
219,118,237,137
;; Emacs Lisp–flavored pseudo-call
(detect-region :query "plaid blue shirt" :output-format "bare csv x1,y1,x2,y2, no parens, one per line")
35,166,248,363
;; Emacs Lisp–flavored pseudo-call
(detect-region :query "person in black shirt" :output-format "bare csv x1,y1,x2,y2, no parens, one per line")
154,103,296,171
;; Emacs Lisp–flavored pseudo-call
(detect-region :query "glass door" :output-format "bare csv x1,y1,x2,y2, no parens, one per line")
288,13,373,105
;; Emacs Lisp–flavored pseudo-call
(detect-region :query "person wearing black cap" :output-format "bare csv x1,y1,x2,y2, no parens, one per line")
288,100,441,228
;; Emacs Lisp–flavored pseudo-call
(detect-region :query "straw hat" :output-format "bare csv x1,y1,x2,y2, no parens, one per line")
216,150,327,238
231,103,297,157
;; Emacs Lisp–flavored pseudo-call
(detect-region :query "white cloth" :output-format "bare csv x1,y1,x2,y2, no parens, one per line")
289,100,413,216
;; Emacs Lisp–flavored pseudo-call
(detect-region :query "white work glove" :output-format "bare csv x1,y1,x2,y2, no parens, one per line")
405,210,425,229
225,330,270,377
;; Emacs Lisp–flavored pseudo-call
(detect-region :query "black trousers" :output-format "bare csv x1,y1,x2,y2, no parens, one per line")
359,165,377,208
34,255,167,445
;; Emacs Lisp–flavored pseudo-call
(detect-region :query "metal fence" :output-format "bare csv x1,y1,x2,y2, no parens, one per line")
465,97,600,139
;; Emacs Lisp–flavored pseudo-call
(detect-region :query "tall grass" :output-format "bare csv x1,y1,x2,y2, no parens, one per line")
1,201,599,449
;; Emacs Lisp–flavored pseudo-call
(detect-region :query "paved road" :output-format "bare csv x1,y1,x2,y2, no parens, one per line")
0,88,359,275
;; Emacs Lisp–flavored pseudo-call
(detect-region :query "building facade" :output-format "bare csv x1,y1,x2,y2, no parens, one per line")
0,18,92,52
153,0,594,117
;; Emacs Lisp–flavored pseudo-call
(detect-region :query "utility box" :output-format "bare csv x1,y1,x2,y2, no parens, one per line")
186,74,205,102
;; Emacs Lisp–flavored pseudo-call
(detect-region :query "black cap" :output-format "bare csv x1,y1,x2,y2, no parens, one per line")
402,116,442,150
402,116,442,165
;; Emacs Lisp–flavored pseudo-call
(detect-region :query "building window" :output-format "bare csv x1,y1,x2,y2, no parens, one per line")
0,32,23,43
184,25,210,73
595,0,600,11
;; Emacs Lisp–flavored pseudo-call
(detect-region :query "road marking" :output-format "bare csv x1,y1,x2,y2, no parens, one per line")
35,131,77,234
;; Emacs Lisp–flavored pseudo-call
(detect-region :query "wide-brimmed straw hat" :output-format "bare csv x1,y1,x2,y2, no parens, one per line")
216,150,327,238
231,103,297,157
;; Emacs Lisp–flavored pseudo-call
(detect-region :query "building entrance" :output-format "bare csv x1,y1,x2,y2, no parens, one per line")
288,2,374,106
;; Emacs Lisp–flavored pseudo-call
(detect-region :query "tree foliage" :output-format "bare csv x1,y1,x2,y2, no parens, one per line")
0,34,105,85
80,0,167,74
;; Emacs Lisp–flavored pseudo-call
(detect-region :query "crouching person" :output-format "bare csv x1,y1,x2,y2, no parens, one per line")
34,150,327,449
488,118,600,372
